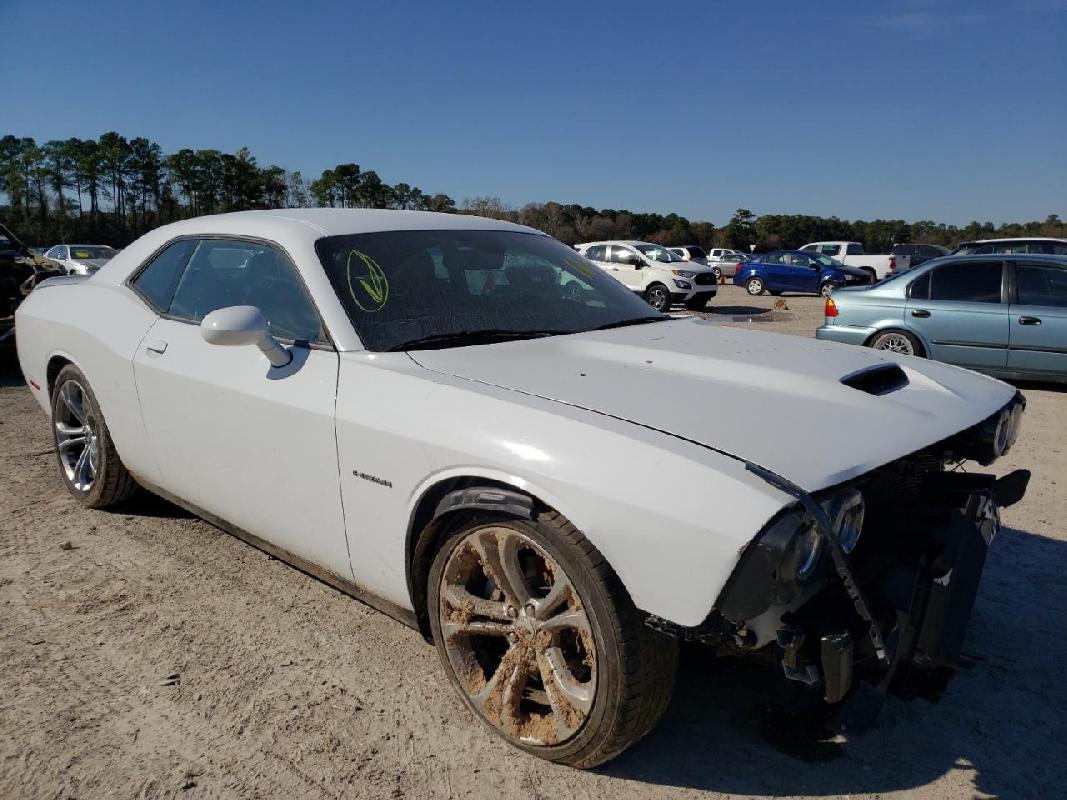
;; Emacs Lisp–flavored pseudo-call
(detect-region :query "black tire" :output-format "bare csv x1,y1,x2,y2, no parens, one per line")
50,364,138,508
819,281,836,298
869,329,923,357
745,277,765,296
683,294,709,311
427,510,679,768
644,283,671,312
862,267,877,283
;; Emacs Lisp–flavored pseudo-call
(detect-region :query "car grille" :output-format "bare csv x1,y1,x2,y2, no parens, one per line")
695,273,717,285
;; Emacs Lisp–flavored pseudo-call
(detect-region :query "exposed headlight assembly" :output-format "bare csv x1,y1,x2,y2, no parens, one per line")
671,269,696,278
973,393,1025,465
715,488,865,624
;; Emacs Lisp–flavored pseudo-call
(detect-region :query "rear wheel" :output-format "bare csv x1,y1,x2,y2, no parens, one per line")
869,329,922,357
50,364,138,508
712,267,723,282
645,283,671,312
820,281,836,298
746,277,765,296
428,511,679,768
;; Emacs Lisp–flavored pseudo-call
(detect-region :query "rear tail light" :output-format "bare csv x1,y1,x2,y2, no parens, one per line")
889,256,897,271
824,298,838,318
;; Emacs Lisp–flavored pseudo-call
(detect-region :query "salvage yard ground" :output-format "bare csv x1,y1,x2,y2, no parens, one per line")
2,286,1065,799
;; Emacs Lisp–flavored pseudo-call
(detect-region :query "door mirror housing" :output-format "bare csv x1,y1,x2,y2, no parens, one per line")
200,305,292,367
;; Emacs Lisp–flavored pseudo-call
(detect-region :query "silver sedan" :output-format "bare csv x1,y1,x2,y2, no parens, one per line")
817,254,1067,384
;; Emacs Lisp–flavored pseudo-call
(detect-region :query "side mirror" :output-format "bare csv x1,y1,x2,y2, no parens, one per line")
200,305,291,367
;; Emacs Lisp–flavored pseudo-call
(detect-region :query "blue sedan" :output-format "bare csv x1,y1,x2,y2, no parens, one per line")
734,250,872,297
817,254,1067,384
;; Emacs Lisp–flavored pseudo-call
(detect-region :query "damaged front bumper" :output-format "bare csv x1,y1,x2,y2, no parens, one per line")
647,394,1031,718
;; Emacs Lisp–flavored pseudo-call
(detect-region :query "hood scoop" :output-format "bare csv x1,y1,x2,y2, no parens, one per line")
840,364,909,396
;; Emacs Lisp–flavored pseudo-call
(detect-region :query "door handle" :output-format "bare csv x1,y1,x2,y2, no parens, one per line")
1018,316,1041,326
911,309,931,318
145,339,168,354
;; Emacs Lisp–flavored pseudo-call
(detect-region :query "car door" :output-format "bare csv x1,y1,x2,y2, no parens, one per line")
785,252,820,293
760,252,792,290
1007,259,1067,379
130,236,354,580
905,260,1008,370
607,245,645,291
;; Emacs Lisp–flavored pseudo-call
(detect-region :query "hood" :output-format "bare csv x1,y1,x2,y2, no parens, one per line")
830,264,870,278
409,319,1014,491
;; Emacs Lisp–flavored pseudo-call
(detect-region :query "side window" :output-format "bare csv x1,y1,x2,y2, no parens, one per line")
908,271,931,300
845,243,864,255
1026,242,1067,255
1016,263,1067,308
168,239,326,343
929,261,1003,304
608,245,635,264
800,245,816,252
790,253,812,267
765,252,785,265
584,245,606,261
819,244,841,256
131,239,198,312
45,246,61,259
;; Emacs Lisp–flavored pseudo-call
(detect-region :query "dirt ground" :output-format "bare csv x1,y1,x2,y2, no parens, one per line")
2,286,1066,799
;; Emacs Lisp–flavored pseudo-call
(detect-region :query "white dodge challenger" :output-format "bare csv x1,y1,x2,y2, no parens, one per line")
15,209,1030,767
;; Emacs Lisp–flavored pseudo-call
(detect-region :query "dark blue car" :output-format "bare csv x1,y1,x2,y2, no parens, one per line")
734,250,872,297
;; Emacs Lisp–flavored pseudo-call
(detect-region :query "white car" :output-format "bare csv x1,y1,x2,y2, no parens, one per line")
575,240,718,311
16,209,1030,768
800,241,909,281
706,248,750,279
44,244,118,275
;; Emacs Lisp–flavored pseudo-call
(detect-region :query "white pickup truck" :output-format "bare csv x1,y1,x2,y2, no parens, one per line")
800,241,909,281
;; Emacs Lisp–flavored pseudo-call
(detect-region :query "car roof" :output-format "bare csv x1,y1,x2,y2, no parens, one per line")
958,237,1067,244
576,240,657,247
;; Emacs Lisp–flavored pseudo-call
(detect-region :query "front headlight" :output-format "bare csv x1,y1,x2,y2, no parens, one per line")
826,488,864,554
671,269,696,278
673,279,692,289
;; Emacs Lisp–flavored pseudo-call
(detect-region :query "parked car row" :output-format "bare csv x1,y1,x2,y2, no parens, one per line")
575,240,718,311
818,252,1067,384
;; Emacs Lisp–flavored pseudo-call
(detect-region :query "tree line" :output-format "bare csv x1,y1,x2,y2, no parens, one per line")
2,132,1063,253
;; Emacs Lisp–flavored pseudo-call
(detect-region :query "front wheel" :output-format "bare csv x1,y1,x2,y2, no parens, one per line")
746,277,765,296
870,329,923,357
645,283,671,312
428,512,678,768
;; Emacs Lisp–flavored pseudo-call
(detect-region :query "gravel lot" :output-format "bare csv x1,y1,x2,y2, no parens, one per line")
2,286,1065,799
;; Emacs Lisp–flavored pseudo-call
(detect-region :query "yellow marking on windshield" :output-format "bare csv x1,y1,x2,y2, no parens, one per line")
346,249,390,312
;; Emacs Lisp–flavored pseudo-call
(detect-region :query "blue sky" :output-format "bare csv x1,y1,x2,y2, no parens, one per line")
1,0,1064,225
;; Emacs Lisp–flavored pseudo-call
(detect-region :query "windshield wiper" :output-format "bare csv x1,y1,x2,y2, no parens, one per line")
389,329,566,352
591,316,671,331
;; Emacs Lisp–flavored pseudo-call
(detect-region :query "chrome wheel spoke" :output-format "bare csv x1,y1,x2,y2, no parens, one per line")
538,646,594,715
470,529,530,608
540,609,591,637
55,422,86,437
442,584,511,622
60,382,86,424
57,435,87,452
74,446,92,487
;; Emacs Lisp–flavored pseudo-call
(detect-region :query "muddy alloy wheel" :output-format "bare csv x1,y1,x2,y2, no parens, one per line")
428,512,678,767
436,524,596,746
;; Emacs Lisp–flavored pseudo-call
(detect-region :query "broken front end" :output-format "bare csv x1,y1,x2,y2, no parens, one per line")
663,393,1029,721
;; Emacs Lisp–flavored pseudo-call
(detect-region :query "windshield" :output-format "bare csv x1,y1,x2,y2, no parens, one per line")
316,230,665,351
635,244,683,263
69,246,116,260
